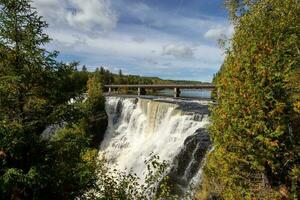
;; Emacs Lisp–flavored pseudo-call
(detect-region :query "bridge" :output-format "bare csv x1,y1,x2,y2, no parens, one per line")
104,84,215,98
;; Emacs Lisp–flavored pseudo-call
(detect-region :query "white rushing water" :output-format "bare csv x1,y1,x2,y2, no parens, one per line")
99,96,210,187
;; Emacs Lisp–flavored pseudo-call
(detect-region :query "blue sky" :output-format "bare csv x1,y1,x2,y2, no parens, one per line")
33,0,232,82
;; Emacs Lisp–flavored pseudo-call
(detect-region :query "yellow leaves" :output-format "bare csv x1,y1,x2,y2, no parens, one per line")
269,140,279,148
81,149,97,163
268,102,286,118
24,96,47,112
263,138,280,150
218,147,227,155
279,185,289,198
260,68,268,80
0,119,23,129
87,76,103,99
293,101,300,113
0,149,6,159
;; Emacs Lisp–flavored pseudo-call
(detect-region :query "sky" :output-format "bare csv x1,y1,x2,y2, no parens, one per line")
32,0,232,82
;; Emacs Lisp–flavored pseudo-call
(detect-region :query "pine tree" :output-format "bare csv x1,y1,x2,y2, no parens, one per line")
118,69,124,84
0,0,77,129
82,65,87,71
0,1,98,199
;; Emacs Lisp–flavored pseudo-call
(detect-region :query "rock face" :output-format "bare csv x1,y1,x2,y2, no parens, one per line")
88,111,108,148
163,128,211,196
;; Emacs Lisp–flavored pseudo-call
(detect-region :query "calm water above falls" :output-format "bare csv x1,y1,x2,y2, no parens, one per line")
156,89,212,99
99,96,212,196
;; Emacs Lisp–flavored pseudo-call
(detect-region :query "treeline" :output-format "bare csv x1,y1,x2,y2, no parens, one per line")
73,65,204,93
198,0,300,199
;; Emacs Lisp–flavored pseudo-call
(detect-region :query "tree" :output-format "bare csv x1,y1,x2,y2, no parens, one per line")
81,75,108,147
118,69,124,84
199,0,300,199
0,0,81,127
0,0,102,199
82,65,87,72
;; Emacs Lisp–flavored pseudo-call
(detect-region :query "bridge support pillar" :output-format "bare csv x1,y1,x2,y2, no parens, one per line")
138,87,146,96
174,88,180,98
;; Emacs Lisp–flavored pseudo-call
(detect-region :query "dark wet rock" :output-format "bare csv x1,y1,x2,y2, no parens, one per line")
162,128,211,196
193,114,205,121
112,99,123,125
177,102,210,115
87,111,108,148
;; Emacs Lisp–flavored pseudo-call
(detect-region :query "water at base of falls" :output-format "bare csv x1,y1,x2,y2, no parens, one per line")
99,96,212,196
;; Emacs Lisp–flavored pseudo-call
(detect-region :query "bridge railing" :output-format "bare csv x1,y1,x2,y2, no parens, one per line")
104,84,215,98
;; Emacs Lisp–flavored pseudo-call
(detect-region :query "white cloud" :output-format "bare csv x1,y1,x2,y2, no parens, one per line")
128,2,152,23
116,1,229,38
204,25,234,40
32,0,67,25
162,44,194,59
32,0,227,81
66,0,117,31
33,0,118,31
132,36,145,43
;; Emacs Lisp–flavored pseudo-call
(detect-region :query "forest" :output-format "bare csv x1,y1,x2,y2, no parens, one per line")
72,66,205,91
198,0,300,199
0,0,299,199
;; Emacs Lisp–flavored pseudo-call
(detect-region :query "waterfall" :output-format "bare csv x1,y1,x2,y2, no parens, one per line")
99,96,211,195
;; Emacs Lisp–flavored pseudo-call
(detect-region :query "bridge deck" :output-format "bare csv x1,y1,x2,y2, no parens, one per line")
104,84,215,89
104,84,215,97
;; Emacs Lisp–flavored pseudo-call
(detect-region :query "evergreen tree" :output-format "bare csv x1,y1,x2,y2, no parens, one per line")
82,65,87,71
0,1,101,199
118,69,124,84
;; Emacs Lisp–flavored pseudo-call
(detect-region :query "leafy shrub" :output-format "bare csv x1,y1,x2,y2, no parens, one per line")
198,0,300,199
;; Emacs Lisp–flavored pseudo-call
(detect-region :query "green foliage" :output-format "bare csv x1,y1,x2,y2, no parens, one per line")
81,75,108,147
0,0,105,199
41,126,98,199
200,0,300,199
87,75,105,107
94,66,114,87
84,153,180,200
